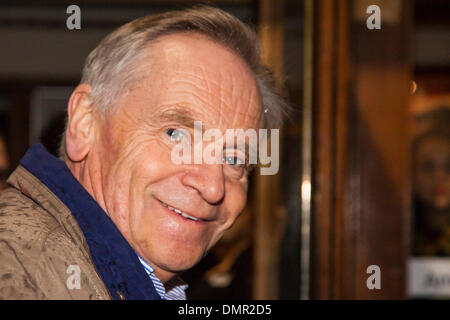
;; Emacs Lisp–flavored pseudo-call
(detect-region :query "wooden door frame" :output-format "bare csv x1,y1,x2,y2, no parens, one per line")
310,0,412,299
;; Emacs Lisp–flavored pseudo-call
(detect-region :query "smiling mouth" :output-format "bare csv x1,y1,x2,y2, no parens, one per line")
157,199,201,222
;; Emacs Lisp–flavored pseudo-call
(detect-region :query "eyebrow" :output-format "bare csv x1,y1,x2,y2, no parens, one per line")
157,105,199,129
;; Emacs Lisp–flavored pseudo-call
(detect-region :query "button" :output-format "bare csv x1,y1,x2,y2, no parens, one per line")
116,290,125,300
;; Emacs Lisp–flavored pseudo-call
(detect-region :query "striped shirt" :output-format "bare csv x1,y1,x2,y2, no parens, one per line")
137,254,188,300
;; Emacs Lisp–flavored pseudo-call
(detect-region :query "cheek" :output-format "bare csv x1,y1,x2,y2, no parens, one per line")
103,140,173,232
205,186,247,253
126,147,174,209
224,182,248,222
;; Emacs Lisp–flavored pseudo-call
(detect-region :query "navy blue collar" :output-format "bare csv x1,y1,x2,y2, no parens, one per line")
20,144,161,300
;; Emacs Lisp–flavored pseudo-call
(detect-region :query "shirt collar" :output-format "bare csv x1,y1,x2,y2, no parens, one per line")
136,254,188,300
20,144,162,300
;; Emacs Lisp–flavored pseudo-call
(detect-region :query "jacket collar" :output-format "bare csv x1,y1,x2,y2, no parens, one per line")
18,144,161,300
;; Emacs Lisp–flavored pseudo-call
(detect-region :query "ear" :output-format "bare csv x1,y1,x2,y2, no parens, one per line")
65,84,96,162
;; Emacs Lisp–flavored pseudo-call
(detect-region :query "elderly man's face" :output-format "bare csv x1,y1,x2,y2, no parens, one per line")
94,33,262,281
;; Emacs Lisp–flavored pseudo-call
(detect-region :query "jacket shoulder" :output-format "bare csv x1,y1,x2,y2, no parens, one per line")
0,187,60,257
0,187,110,299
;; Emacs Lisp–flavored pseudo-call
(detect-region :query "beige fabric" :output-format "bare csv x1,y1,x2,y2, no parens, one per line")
0,165,111,300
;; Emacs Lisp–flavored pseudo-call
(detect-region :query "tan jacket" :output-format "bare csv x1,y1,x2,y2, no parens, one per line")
0,165,111,300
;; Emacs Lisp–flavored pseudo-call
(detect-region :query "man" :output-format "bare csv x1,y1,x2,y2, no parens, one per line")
0,6,287,299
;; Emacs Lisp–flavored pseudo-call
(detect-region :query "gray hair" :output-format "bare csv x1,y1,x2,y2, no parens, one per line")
60,5,289,158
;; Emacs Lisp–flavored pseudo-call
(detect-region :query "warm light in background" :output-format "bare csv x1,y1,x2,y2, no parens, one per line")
410,80,417,95
301,179,311,206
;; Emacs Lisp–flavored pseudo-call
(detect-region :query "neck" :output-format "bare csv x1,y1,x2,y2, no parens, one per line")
65,157,109,218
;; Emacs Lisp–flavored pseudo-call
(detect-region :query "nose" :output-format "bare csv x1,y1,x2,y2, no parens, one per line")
181,164,225,205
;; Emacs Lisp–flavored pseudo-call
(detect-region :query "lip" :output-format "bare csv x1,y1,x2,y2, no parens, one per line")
155,197,207,223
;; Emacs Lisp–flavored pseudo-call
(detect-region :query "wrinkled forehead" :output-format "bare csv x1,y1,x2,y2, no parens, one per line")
146,33,263,131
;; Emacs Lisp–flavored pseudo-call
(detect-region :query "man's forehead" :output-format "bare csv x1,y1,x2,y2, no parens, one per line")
147,33,263,131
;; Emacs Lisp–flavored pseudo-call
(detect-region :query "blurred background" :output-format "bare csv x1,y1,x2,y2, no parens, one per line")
0,0,448,299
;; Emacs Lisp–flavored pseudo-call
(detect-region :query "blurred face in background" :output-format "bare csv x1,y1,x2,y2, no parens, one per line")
414,135,450,210
0,136,10,191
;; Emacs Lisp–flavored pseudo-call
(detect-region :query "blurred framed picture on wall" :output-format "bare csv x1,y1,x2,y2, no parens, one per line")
29,86,73,156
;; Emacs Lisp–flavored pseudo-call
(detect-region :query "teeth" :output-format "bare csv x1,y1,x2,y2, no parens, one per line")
161,201,199,221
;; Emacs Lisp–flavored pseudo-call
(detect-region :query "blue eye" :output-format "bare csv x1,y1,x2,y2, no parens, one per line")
223,156,245,166
166,128,186,142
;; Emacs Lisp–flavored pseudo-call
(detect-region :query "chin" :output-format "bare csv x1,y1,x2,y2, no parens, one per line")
158,253,204,274
151,241,208,273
